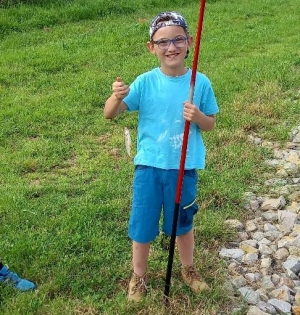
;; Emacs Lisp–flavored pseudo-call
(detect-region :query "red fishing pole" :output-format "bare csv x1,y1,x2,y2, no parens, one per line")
164,0,207,302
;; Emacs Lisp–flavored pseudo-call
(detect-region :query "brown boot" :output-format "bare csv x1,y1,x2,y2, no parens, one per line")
127,273,147,302
181,265,209,293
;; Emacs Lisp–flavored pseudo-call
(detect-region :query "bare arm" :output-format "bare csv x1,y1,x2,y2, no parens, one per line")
183,101,216,131
104,77,129,119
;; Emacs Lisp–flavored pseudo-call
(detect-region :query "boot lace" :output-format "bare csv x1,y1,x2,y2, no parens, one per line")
131,274,147,294
184,265,202,282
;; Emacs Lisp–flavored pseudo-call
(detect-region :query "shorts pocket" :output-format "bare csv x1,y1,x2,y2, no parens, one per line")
135,165,149,172
184,169,197,178
179,199,199,228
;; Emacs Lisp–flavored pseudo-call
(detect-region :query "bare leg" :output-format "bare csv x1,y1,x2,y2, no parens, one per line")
132,241,150,276
177,229,194,266
177,229,209,293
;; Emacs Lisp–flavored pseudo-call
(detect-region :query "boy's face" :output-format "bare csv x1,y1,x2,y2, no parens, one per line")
147,25,192,75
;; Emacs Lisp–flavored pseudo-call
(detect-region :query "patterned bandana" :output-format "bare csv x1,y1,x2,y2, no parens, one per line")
149,12,189,40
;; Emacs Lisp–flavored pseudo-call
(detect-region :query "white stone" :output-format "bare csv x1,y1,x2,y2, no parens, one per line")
276,168,289,178
240,243,258,254
264,223,278,232
257,301,277,314
231,275,247,288
265,230,283,241
277,236,295,248
259,238,271,246
250,199,260,211
284,162,298,175
274,247,290,260
259,244,273,256
292,235,300,247
269,287,292,302
247,306,269,315
240,240,258,248
278,210,298,232
245,273,260,283
268,298,291,314
245,220,258,232
261,276,276,290
286,202,300,213
289,246,300,256
265,159,281,167
261,258,272,268
262,211,278,222
260,268,270,277
286,152,300,164
295,292,300,306
271,274,281,285
290,191,300,202
294,286,300,294
253,231,265,241
256,288,269,302
219,248,244,261
274,149,285,159
261,197,286,211
283,259,300,275
237,231,249,241
278,277,295,289
239,287,260,305
242,253,259,265
265,178,287,186
224,219,244,231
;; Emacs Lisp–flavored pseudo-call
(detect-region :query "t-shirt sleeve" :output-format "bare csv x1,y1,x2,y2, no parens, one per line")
197,74,219,116
123,75,143,112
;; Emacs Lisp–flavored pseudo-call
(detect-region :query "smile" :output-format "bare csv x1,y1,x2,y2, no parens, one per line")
166,53,180,58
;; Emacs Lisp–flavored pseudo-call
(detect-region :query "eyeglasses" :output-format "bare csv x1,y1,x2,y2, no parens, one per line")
152,36,188,50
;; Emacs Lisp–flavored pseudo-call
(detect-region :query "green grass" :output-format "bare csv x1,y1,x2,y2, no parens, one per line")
0,0,299,314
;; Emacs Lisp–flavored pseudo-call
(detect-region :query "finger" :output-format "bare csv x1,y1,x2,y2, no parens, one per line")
116,78,126,89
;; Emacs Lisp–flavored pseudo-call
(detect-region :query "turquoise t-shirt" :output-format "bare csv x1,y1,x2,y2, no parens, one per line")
123,67,219,170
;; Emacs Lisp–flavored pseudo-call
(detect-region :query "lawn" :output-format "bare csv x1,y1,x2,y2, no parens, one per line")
0,0,299,314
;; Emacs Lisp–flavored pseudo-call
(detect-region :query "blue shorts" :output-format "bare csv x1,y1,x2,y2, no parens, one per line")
128,166,199,243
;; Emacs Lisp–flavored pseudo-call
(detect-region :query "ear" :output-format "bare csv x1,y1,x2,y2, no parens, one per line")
187,36,193,49
146,41,156,55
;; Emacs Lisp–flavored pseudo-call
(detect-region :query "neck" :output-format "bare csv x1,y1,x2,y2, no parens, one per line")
160,66,188,77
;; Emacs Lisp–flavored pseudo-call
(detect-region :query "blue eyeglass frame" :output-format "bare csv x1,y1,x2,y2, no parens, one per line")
152,36,188,50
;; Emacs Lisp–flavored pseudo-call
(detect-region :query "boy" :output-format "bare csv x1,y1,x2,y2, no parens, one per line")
0,260,36,291
104,11,219,301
